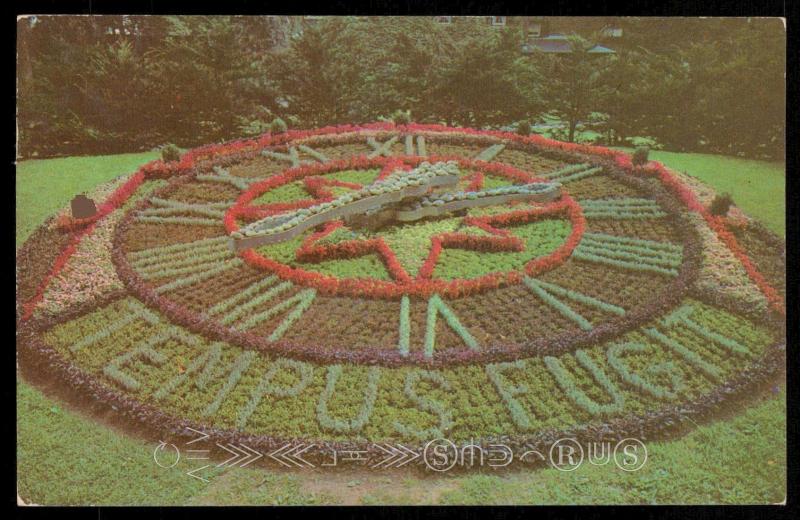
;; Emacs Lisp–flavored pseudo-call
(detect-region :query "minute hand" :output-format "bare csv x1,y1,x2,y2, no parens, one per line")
394,183,562,222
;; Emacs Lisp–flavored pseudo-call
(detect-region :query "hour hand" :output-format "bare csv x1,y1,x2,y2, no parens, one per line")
230,161,461,250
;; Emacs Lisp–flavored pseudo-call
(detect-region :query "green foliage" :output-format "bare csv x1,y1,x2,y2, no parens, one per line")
237,289,317,341
676,20,785,159
17,374,785,504
237,358,314,427
160,143,181,163
17,17,785,160
316,365,381,433
316,226,361,246
540,35,615,143
252,182,308,205
612,147,784,234
709,192,734,216
391,109,412,124
393,370,453,439
438,389,786,505
304,254,392,281
18,16,280,155
433,219,572,280
216,280,294,326
40,293,774,448
202,351,258,416
424,294,479,357
486,360,534,429
15,146,787,505
378,217,462,276
579,197,667,219
270,117,288,133
154,343,223,399
524,277,594,331
573,232,683,277
480,175,517,190
544,350,626,416
15,152,159,247
398,295,411,356
104,340,168,391
642,327,722,381
606,342,683,400
236,107,273,137
430,25,543,127
17,378,337,505
522,277,626,332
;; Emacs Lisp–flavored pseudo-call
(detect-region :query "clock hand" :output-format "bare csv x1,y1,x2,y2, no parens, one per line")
230,161,461,251
230,161,562,251
394,182,562,222
344,182,563,231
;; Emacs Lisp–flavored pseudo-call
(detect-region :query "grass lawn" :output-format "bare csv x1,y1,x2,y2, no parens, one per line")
613,147,786,236
16,150,786,505
15,152,159,247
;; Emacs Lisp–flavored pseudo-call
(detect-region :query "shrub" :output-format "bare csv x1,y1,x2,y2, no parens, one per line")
709,192,734,216
270,117,288,134
391,109,412,125
631,146,650,166
161,144,181,163
516,120,531,136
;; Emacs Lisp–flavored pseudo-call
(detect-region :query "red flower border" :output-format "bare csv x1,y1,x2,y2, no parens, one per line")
645,161,785,315
19,171,146,321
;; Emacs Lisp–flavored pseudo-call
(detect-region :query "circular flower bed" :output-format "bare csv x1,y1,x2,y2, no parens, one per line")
16,123,785,470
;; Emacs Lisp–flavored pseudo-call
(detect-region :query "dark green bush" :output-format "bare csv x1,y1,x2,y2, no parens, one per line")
516,120,531,136
270,117,288,134
709,192,734,216
161,144,181,163
632,146,650,166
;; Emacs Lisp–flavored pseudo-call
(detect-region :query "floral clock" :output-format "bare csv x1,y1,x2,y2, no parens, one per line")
17,123,785,468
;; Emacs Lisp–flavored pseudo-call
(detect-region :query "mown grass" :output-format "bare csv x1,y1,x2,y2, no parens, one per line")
614,147,785,236
15,152,159,247
16,150,786,505
433,388,786,505
16,382,330,506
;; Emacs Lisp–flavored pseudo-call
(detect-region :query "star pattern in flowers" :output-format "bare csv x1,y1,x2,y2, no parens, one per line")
227,154,585,298
284,171,571,282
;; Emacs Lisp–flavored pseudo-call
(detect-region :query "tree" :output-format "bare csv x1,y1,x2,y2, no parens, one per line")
608,17,784,159
268,18,362,127
540,35,615,143
149,16,279,145
429,21,544,127
17,16,785,160
346,17,455,123
679,18,785,158
596,48,689,147
271,17,544,128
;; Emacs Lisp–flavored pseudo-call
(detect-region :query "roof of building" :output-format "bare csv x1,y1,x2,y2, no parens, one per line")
521,34,616,54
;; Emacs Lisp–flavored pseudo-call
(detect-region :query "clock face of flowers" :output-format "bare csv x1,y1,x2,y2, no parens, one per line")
113,131,697,365
18,124,784,467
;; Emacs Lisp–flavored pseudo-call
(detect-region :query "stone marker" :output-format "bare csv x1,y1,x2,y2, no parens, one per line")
71,194,97,219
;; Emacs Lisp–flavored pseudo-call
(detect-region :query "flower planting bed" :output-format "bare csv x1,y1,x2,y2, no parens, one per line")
16,123,785,470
